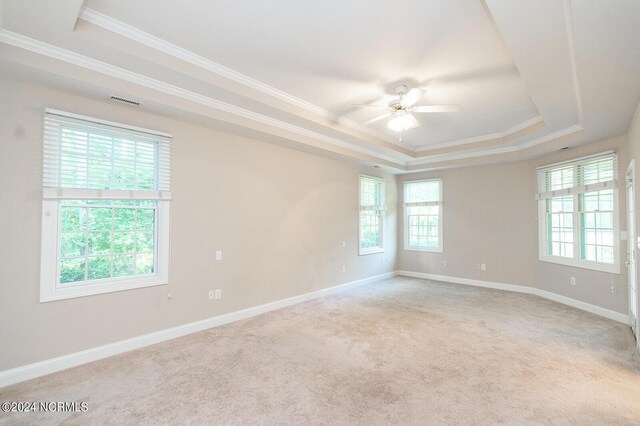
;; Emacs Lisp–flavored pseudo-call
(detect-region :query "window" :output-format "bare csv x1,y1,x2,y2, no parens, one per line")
359,175,385,254
537,152,618,273
403,179,443,252
40,109,172,302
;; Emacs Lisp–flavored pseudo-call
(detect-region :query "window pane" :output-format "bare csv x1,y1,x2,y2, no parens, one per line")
57,200,159,286
88,231,111,255
88,256,111,280
60,258,86,284
360,211,382,249
136,253,154,275
61,232,86,257
113,231,135,253
136,209,155,230
601,246,614,263
113,254,135,277
89,208,112,230
136,231,155,253
114,208,136,230
61,207,87,231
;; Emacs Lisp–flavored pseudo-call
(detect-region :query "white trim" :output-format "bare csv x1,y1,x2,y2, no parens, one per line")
397,270,629,324
45,108,172,138
626,159,639,341
414,115,544,153
562,0,584,124
406,125,585,167
77,8,406,149
0,30,405,168
0,271,395,388
43,188,172,200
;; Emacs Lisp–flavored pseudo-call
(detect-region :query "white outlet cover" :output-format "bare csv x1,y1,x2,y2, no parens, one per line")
215,250,223,260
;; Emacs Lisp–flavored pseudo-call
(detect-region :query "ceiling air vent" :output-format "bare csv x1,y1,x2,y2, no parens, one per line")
109,95,141,107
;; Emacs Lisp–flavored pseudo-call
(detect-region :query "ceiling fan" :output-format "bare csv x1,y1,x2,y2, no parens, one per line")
355,84,459,137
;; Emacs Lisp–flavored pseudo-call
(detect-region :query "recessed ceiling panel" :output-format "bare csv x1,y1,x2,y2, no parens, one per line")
86,0,540,147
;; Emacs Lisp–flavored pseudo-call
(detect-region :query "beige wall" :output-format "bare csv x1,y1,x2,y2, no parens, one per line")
0,77,397,371
398,135,629,314
397,161,538,287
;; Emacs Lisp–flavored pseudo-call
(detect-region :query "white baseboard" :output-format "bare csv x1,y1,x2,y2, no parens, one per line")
0,271,396,389
398,270,629,324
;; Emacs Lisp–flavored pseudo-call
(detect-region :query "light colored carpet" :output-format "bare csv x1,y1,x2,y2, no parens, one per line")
1,277,639,425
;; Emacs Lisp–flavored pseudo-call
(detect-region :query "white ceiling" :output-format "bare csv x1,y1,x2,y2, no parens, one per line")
1,0,639,172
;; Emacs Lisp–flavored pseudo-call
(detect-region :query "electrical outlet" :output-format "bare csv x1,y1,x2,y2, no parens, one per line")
342,241,346,248
570,277,576,286
441,260,447,266
214,289,222,299
480,264,486,271
208,290,215,300
341,265,346,273
215,250,223,260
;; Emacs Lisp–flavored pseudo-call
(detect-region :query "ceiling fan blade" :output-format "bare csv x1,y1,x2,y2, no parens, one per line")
412,105,460,113
406,113,420,129
352,104,389,109
401,88,423,107
362,113,391,125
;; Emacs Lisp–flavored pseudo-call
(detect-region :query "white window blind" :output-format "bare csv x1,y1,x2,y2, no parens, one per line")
404,179,441,206
536,152,619,273
359,176,385,254
360,176,386,211
43,109,171,200
536,153,617,199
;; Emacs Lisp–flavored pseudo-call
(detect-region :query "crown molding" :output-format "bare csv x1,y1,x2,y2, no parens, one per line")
76,7,587,163
563,0,584,125
413,115,545,156
406,124,584,168
78,7,412,152
0,29,405,169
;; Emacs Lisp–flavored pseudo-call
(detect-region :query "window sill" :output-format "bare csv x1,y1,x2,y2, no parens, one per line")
538,255,620,274
404,246,443,253
40,275,168,303
359,248,384,256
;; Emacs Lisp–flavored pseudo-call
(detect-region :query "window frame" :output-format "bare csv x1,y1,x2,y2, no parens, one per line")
39,109,172,302
358,175,386,256
537,153,620,274
403,178,443,253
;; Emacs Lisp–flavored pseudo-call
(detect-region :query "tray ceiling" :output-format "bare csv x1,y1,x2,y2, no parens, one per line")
1,0,639,172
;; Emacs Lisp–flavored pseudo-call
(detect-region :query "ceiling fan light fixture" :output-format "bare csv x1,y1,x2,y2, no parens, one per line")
387,112,415,132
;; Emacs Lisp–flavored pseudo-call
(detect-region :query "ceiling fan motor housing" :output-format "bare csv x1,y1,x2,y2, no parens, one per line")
388,98,406,110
